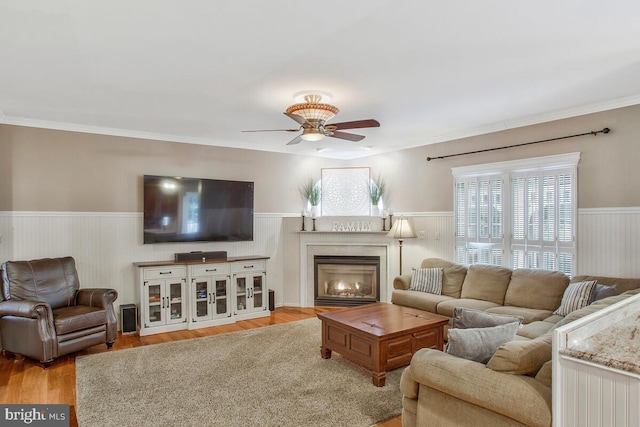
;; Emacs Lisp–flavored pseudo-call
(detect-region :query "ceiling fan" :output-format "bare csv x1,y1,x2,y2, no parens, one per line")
242,93,380,145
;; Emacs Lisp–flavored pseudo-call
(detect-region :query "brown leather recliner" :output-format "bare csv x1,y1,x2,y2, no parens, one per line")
0,256,118,367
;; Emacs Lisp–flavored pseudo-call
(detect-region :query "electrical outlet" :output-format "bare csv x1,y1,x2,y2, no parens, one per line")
435,231,441,240
418,230,426,239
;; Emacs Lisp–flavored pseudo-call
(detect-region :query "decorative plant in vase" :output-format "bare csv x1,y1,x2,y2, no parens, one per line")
369,175,386,216
299,178,321,217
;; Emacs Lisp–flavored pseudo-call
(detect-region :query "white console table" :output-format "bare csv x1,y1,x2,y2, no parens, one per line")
133,256,269,336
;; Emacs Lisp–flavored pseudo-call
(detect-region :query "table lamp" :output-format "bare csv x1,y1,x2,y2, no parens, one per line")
386,217,416,275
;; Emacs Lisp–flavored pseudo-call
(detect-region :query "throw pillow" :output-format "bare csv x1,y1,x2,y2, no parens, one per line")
593,284,617,301
452,307,523,329
553,280,598,316
446,321,520,364
409,267,443,294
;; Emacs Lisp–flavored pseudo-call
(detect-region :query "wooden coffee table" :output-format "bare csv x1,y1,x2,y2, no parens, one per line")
317,302,449,386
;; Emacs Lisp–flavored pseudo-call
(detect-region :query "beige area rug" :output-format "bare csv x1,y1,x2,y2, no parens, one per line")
76,318,403,427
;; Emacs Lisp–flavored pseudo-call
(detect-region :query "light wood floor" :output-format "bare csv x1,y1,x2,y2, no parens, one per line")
0,307,402,427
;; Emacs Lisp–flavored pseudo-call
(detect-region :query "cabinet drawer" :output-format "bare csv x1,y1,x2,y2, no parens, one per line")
231,260,266,273
191,263,230,276
143,266,187,280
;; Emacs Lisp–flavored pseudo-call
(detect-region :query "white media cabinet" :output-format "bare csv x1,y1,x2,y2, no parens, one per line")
133,256,269,336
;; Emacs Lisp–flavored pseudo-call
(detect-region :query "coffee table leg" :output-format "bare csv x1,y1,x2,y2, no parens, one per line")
372,371,386,387
320,345,332,359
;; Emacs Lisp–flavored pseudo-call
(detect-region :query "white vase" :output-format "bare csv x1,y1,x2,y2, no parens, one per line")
371,205,380,217
310,205,320,218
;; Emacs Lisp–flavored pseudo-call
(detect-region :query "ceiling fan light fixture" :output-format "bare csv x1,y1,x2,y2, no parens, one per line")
286,93,340,123
300,129,326,141
243,91,379,146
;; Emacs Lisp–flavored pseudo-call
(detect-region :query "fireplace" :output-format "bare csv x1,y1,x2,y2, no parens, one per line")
314,255,380,306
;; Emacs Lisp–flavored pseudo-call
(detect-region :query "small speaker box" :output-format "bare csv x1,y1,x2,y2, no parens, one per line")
268,289,275,311
120,304,138,334
175,251,228,262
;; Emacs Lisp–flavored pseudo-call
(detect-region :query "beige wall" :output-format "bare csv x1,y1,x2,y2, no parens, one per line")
348,104,640,211
0,125,343,212
1,103,639,213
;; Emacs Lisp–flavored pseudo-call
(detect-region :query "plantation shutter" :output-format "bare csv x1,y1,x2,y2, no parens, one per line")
454,174,505,266
510,167,575,275
453,153,578,275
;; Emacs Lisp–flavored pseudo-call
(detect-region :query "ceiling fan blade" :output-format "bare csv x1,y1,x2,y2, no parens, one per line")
284,112,311,127
330,119,380,130
286,135,303,145
329,131,366,142
241,128,300,133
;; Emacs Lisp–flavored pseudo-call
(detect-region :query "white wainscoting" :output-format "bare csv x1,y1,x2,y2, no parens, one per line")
1,207,639,312
577,208,640,277
1,212,285,317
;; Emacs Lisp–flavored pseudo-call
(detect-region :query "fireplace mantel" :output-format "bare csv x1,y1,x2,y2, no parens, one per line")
297,231,388,235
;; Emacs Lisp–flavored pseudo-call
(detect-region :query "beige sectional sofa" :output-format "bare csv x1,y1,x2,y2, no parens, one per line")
392,258,640,427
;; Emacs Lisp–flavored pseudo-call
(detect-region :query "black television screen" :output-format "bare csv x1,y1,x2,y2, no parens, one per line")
143,175,254,244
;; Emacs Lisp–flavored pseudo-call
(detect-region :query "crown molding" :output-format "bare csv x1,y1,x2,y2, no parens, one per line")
406,94,640,149
1,94,639,160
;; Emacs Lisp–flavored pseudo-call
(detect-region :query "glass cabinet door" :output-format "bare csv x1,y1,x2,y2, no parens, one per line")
236,276,247,313
214,278,229,317
252,275,264,311
193,278,210,320
168,279,185,324
145,281,163,326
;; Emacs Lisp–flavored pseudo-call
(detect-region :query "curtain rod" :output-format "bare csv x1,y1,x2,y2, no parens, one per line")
426,127,611,161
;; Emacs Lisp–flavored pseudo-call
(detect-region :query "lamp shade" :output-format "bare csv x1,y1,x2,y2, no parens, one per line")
386,217,416,239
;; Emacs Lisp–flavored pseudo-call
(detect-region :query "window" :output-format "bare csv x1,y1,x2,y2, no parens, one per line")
453,153,579,276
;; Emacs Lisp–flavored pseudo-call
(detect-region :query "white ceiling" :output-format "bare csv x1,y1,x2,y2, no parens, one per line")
2,1,640,160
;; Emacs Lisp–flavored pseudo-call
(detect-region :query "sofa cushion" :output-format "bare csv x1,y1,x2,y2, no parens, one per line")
487,334,552,376
553,280,597,316
436,298,501,318
2,257,79,309
53,305,107,335
446,322,520,364
542,314,564,324
452,307,522,329
391,290,455,313
420,258,467,298
409,268,443,294
460,264,512,305
517,320,556,339
504,268,569,311
484,306,554,324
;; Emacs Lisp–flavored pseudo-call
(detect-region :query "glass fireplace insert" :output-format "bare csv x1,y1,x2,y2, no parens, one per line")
314,255,380,306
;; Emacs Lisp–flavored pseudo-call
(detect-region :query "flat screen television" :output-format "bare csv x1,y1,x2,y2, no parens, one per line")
143,175,254,244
